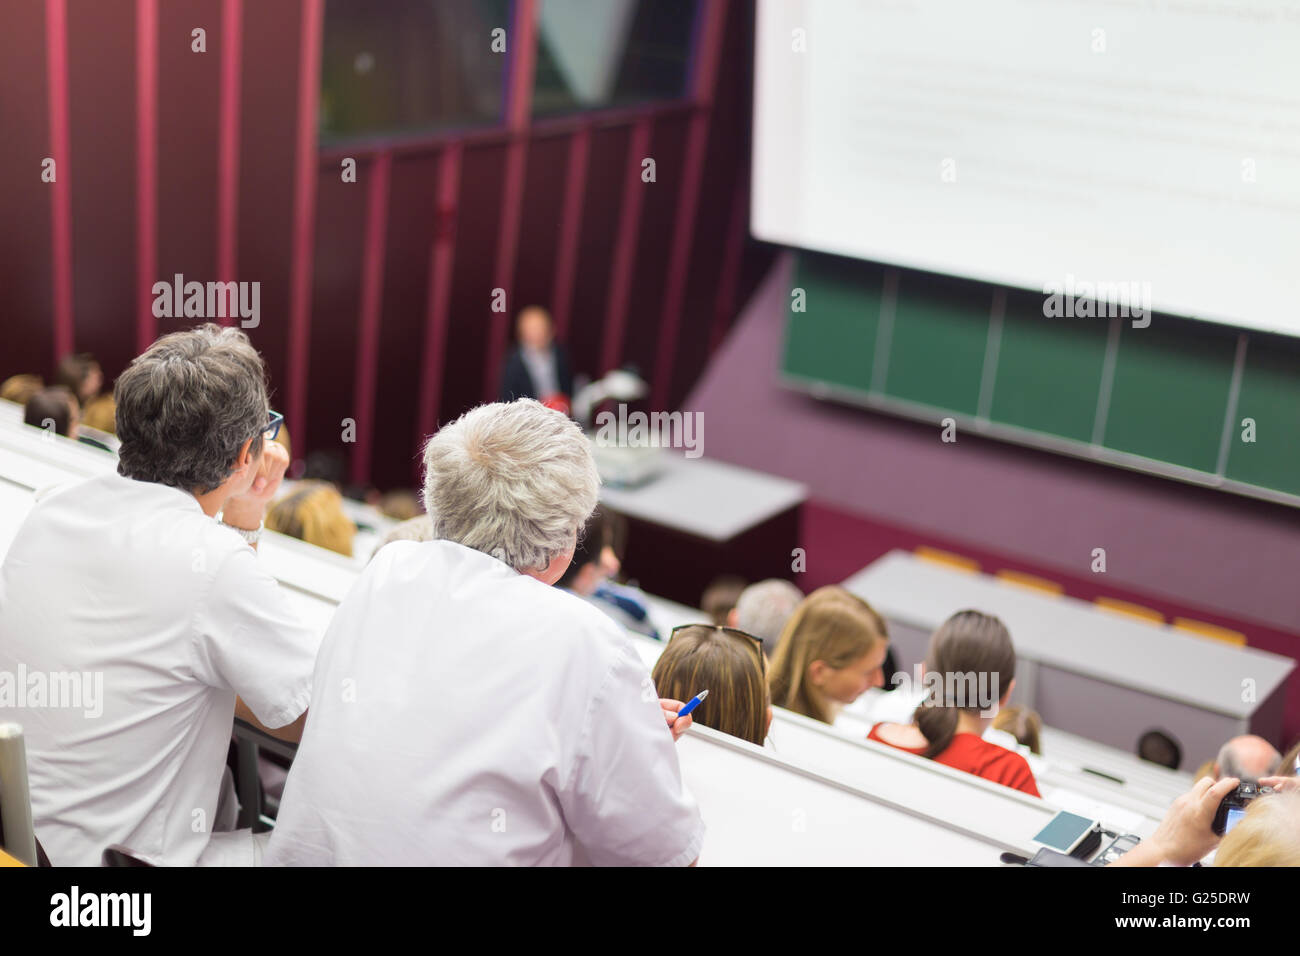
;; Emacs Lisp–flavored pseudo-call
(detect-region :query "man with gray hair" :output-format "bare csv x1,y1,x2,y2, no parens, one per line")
1214,735,1281,783
729,579,805,657
0,324,318,866
268,399,704,866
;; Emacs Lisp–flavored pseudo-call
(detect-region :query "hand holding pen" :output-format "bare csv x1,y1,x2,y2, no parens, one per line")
660,690,708,742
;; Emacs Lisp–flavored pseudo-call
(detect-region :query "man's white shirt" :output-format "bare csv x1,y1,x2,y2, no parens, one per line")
0,471,318,866
267,539,705,866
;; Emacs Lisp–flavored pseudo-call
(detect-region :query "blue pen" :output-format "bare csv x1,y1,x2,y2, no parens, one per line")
676,689,708,719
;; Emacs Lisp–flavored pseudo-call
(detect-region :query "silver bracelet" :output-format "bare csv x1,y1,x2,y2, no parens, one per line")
219,517,263,546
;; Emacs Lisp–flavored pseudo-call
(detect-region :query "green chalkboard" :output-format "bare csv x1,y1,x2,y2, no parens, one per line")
780,250,1300,506
1102,322,1238,474
884,273,989,416
782,254,883,396
1226,341,1300,496
990,291,1110,444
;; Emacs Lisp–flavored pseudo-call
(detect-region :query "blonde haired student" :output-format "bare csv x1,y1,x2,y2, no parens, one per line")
266,481,357,557
767,586,890,725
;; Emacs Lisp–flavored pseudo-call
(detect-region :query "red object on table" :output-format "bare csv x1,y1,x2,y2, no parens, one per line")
541,394,571,415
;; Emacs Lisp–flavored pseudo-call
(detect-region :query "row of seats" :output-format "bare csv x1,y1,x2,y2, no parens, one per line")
914,545,1248,645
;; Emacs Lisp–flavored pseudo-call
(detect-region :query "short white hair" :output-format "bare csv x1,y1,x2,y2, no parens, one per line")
735,579,805,656
422,399,599,572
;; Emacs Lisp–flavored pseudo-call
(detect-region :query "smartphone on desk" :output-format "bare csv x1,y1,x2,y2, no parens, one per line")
1032,811,1098,857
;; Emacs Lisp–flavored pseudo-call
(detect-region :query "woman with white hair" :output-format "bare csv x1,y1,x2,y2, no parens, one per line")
267,400,704,866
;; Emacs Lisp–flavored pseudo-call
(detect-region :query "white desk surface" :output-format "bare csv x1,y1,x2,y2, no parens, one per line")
258,532,364,604
845,550,1293,718
0,421,116,481
0,451,83,497
1039,726,1193,798
598,454,807,542
642,593,711,635
679,725,1007,866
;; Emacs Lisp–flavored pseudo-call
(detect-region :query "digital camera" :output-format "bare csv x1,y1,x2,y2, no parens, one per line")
1212,782,1273,836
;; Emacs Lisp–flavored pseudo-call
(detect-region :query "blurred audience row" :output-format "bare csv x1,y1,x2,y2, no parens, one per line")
5,331,1298,868
4,355,116,451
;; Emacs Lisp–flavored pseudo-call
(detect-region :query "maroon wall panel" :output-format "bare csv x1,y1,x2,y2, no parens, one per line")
66,0,137,379
513,133,568,319
236,0,302,410
675,0,764,408
373,152,441,490
622,112,688,386
304,156,368,468
156,0,221,321
565,125,630,384
5,0,768,488
442,142,506,419
0,0,54,379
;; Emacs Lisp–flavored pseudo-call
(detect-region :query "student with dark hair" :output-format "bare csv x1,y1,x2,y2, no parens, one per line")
869,610,1041,797
54,352,102,405
23,385,78,437
653,625,772,746
0,324,317,866
557,507,658,638
25,384,117,453
1137,729,1183,770
52,353,118,448
701,575,747,626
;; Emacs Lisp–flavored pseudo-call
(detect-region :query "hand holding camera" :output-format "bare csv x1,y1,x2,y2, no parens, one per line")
1111,775,1240,867
1212,781,1274,836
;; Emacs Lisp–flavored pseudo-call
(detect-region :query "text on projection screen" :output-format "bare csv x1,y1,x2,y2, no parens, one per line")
751,0,1300,337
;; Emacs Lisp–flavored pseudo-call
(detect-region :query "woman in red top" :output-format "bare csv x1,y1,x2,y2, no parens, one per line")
868,610,1041,797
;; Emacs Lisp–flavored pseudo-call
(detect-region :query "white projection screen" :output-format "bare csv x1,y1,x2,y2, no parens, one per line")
752,0,1300,337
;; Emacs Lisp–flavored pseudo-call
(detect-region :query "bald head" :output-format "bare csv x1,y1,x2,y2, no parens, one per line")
1215,735,1280,783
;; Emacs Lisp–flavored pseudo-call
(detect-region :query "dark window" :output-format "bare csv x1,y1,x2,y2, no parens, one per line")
320,0,511,143
531,0,697,117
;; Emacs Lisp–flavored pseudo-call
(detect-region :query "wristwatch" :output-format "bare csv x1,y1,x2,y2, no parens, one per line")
219,517,263,546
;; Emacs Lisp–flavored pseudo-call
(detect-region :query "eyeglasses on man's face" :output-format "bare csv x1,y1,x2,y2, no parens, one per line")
263,410,284,442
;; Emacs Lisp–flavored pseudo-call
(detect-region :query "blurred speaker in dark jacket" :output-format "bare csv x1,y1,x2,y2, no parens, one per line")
500,306,574,413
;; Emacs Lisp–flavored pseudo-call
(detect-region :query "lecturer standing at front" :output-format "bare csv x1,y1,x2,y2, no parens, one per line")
499,306,574,408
